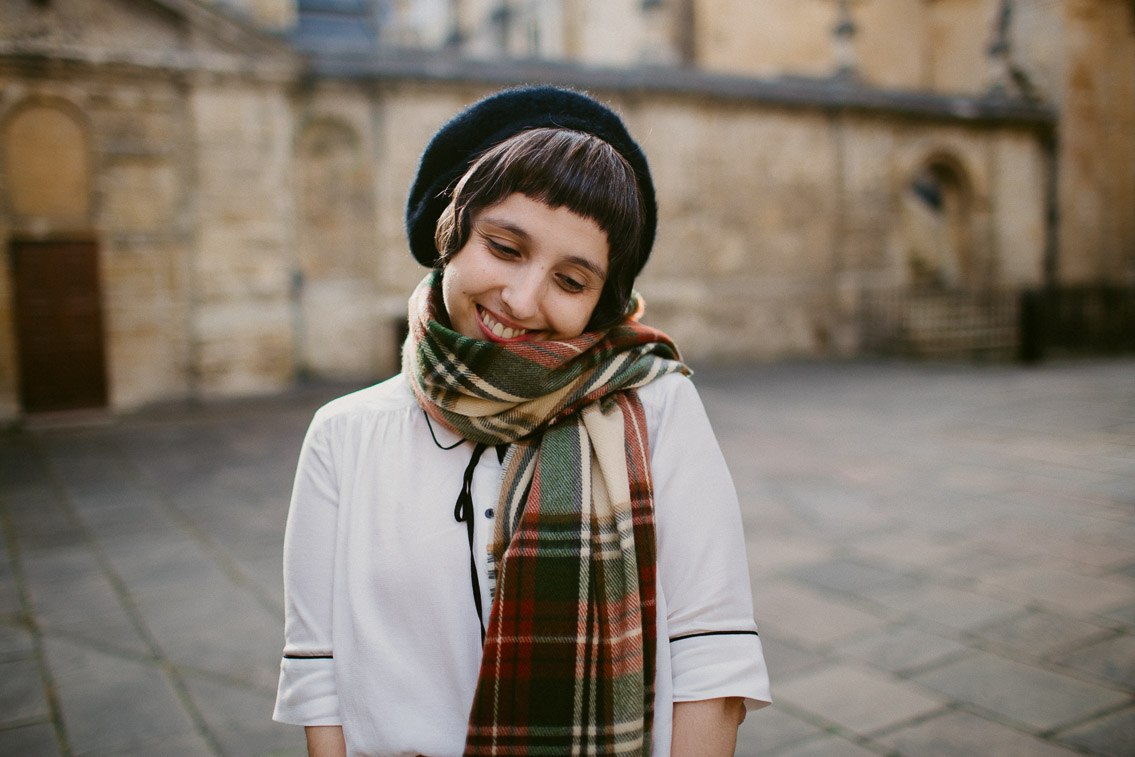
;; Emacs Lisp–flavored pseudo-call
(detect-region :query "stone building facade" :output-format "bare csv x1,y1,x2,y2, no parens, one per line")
0,0,1130,419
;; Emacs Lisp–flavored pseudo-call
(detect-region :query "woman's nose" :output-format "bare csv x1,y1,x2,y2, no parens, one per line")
501,271,542,320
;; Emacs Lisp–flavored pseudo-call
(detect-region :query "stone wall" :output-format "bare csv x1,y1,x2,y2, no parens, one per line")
0,66,195,414
299,0,1132,287
0,0,1084,419
0,0,300,417
692,0,1134,286
189,80,297,397
1056,0,1135,282
293,76,1050,368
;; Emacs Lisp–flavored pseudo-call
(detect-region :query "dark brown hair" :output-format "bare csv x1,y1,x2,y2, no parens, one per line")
434,127,646,331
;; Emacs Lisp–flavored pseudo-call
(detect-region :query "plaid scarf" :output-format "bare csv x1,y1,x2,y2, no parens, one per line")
403,272,688,756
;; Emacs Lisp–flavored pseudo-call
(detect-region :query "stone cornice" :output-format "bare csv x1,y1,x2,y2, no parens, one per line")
308,52,1055,130
0,0,300,81
0,42,301,82
139,0,295,55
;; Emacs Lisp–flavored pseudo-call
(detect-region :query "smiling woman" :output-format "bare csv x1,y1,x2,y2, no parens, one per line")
273,86,770,757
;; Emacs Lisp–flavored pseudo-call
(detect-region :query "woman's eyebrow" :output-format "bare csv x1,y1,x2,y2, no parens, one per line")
565,256,607,281
477,216,529,241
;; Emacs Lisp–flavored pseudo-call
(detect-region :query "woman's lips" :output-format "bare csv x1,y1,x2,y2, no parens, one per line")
478,306,535,341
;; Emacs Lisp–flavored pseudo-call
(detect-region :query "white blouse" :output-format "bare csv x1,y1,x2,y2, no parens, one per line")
273,371,770,757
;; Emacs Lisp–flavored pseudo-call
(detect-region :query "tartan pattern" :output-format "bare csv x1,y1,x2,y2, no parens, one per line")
402,273,687,756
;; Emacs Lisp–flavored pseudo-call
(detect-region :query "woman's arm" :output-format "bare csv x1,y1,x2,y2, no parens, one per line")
306,725,346,757
671,697,745,757
274,415,344,743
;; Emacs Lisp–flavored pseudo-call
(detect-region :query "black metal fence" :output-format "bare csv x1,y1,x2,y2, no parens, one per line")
1020,286,1135,362
859,288,1020,361
859,285,1135,363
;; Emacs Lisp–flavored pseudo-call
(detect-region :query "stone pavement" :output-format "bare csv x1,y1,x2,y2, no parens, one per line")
1,360,1133,757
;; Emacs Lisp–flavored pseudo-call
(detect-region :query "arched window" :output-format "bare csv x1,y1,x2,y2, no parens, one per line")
294,118,378,377
296,118,372,278
4,101,105,412
903,156,977,289
3,102,91,224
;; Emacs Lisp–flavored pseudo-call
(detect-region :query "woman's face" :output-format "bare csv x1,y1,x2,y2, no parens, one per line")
442,193,609,343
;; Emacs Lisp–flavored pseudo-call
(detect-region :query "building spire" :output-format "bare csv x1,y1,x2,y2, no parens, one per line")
985,0,1038,101
832,0,858,78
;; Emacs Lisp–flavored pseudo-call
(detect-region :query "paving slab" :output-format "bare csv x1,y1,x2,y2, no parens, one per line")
834,624,971,674
21,549,150,656
735,705,822,756
0,549,22,618
756,634,827,682
43,636,210,756
767,477,891,537
870,582,1026,631
973,609,1114,659
759,735,881,757
745,535,830,574
1102,603,1135,625
914,651,1130,731
0,722,63,757
848,530,969,571
0,619,35,660
1055,706,1135,757
96,534,235,601
879,709,1084,757
979,565,1135,616
181,672,306,757
75,730,216,757
4,488,87,553
755,582,891,650
1057,633,1135,688
786,557,917,598
0,657,51,726
132,579,282,691
773,662,945,734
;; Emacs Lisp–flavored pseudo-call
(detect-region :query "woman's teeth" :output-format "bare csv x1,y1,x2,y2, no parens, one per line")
481,309,529,339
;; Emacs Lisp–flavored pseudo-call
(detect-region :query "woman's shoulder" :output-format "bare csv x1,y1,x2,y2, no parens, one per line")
635,370,700,411
635,370,710,439
309,373,417,431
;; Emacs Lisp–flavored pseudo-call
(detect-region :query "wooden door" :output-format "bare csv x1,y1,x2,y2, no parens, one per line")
11,240,108,412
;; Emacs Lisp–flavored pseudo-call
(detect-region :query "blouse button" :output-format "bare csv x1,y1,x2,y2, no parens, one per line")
485,508,495,519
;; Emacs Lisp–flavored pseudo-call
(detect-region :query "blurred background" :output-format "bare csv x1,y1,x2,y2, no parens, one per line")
1,0,1132,419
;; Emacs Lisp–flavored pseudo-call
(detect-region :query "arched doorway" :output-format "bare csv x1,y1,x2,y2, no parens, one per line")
295,118,378,377
903,156,978,290
3,102,106,413
868,152,1016,359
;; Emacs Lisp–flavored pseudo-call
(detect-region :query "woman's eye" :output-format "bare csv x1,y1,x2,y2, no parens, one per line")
558,275,585,293
488,240,519,258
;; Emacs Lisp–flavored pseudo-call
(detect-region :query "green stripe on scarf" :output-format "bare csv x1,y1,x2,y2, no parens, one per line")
403,272,688,756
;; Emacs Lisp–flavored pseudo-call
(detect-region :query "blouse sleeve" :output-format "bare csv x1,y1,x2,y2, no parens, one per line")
273,412,342,725
647,374,772,711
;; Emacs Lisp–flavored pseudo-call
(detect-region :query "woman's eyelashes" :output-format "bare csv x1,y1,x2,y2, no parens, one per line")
557,274,585,293
488,239,519,258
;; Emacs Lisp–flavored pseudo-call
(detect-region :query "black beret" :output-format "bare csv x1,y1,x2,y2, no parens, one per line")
405,85,656,272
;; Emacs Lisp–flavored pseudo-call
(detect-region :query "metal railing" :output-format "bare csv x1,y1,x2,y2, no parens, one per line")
858,287,1020,361
1020,285,1135,362
858,285,1135,362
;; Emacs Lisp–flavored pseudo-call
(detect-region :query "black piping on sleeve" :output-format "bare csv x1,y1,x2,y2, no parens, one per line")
669,630,760,643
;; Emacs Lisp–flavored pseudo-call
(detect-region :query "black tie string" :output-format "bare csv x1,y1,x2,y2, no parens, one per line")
454,443,488,643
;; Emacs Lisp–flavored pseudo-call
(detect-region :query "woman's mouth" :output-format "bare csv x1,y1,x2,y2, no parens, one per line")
479,307,534,341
